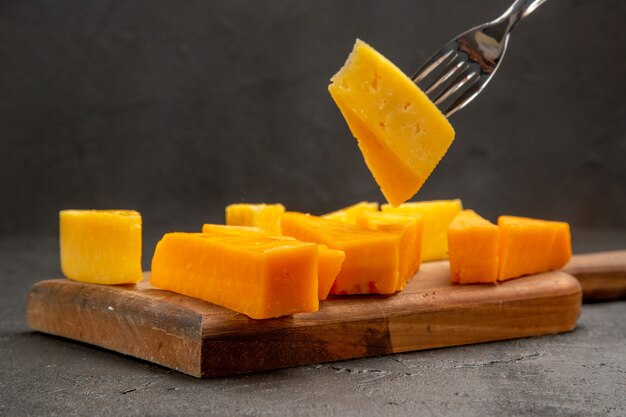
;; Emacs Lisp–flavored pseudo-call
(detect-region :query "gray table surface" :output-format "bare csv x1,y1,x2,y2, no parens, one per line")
1,231,625,417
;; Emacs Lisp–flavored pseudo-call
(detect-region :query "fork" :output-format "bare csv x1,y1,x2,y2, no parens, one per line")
413,0,548,117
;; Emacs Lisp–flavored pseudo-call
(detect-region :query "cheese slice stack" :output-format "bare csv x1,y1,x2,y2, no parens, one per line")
281,212,400,295
328,39,455,206
201,223,345,300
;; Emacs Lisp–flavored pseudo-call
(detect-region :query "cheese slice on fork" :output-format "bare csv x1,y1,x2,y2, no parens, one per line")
329,39,455,206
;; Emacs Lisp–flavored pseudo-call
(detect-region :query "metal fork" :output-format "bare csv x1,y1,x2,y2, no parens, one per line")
413,0,548,117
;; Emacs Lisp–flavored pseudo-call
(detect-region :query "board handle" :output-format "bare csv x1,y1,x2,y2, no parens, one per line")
564,250,626,302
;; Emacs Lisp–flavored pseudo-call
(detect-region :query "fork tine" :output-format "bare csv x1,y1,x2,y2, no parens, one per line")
424,60,469,97
441,75,487,117
433,69,479,106
412,48,456,84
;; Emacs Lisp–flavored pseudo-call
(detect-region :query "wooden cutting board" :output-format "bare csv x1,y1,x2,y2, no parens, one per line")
27,250,626,378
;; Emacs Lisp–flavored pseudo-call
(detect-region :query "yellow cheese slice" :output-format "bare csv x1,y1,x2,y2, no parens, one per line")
59,210,143,284
329,39,455,206
382,199,462,261
225,203,285,235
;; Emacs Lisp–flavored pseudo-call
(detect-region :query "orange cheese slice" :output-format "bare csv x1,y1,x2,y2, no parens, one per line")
151,232,318,319
201,223,344,300
59,210,143,284
356,211,423,290
281,212,399,295
317,245,346,300
447,210,499,284
328,39,455,206
497,216,572,281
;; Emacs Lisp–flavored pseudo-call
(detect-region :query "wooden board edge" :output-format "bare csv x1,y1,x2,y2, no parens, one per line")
27,279,205,378
197,272,582,378
576,274,626,302
564,250,626,302
388,275,581,353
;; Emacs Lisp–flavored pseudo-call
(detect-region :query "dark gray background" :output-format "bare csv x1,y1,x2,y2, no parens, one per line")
2,0,625,251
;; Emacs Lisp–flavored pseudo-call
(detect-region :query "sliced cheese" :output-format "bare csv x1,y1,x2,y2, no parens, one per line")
498,216,571,281
317,244,346,300
329,39,455,206
151,232,318,319
382,199,462,261
356,210,423,290
281,212,399,295
447,210,499,284
225,203,285,235
201,223,344,300
59,210,143,285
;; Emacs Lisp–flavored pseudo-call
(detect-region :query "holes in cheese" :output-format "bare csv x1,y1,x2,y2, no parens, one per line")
225,203,285,235
381,199,462,261
447,210,499,284
328,39,455,206
497,216,572,281
281,212,399,295
355,211,424,291
59,210,143,285
322,201,379,225
150,232,319,319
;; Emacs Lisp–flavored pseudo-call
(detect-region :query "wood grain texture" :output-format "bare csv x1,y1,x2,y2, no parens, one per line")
564,250,626,302
28,259,582,378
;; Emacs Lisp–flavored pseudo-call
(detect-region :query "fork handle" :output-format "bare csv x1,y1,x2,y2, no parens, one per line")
497,0,548,34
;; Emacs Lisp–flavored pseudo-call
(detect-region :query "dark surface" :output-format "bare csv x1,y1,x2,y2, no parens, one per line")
1,233,625,416
1,0,625,238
